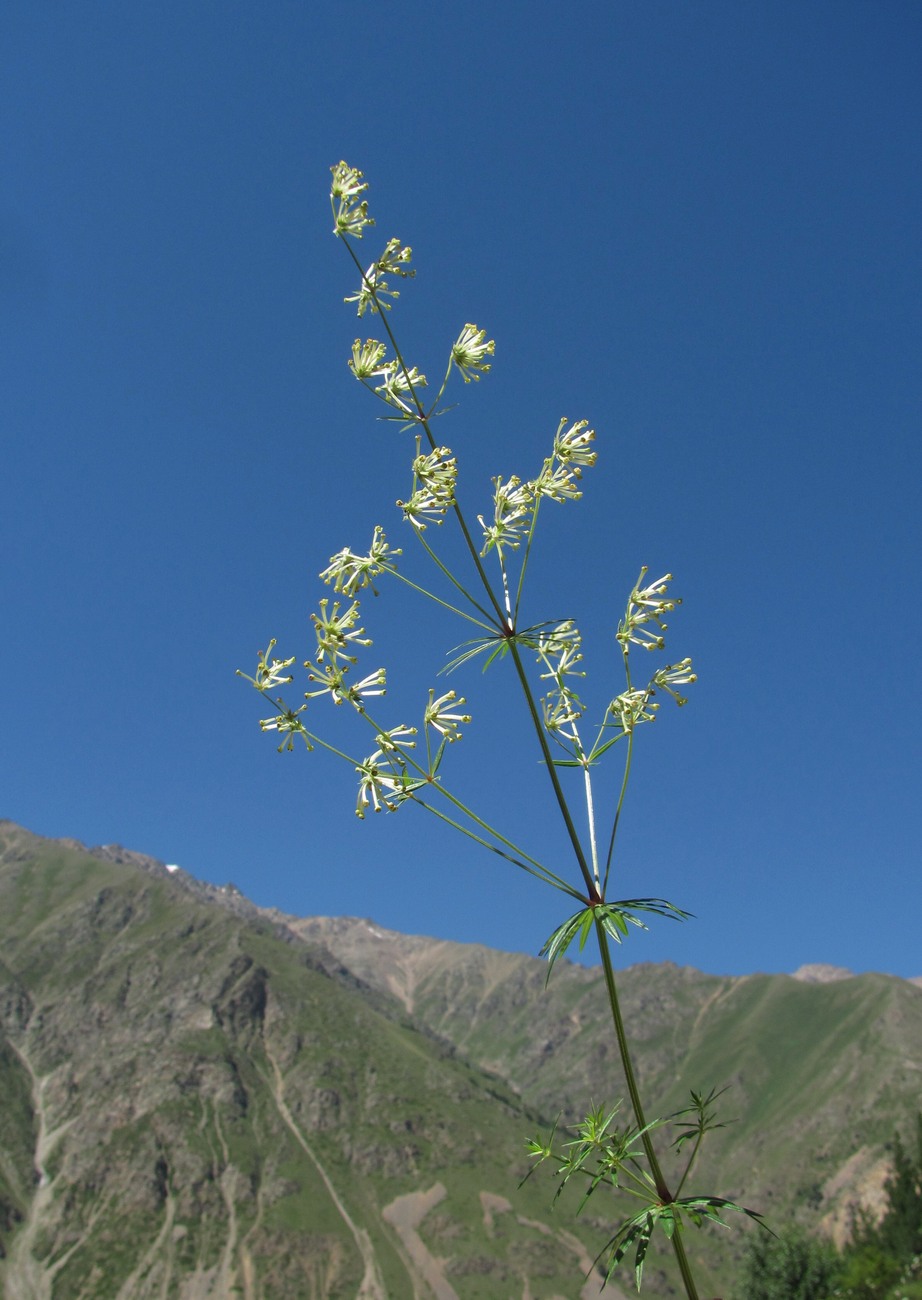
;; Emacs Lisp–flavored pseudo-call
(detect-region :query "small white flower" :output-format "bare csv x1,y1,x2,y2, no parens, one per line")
320,527,401,596
450,323,495,382
651,658,697,707
424,689,471,742
355,755,403,817
397,444,457,529
535,461,582,503
330,162,367,200
374,723,417,754
617,568,680,652
349,338,388,380
311,599,371,666
303,660,349,703
237,640,295,692
341,668,387,711
259,705,311,752
345,238,415,316
535,621,582,661
553,418,597,469
542,686,583,740
375,361,427,414
479,475,534,555
608,688,659,732
330,161,375,239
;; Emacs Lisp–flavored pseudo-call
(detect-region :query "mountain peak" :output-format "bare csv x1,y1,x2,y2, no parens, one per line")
791,962,854,983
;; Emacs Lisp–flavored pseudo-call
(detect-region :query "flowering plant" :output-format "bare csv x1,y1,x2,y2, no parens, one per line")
239,161,764,1296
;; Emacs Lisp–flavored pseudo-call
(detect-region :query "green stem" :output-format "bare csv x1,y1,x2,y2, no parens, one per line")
673,1130,704,1201
595,922,700,1300
343,240,508,628
513,490,543,624
602,725,634,898
506,639,597,900
410,794,583,899
583,764,601,894
382,561,496,630
352,703,579,898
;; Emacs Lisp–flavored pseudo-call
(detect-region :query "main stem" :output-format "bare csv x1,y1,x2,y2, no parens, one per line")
595,922,700,1300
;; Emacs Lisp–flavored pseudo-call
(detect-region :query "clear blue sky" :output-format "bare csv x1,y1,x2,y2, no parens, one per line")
3,2,920,977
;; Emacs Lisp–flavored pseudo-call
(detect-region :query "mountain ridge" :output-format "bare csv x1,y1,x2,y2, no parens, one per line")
3,818,922,1298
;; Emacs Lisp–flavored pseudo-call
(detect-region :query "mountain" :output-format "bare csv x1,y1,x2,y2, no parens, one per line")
3,819,922,1299
0,821,617,1300
285,916,922,1282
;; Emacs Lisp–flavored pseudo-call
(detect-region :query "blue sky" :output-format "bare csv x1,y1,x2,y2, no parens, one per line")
3,1,920,978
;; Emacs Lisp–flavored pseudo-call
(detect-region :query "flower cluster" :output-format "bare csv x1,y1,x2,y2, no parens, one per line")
375,360,427,416
479,474,535,556
617,569,680,653
237,639,295,693
424,689,471,743
534,621,586,746
330,162,375,239
355,722,419,818
303,661,387,711
258,705,311,752
320,526,401,596
349,338,388,379
652,659,697,707
450,323,495,382
398,442,458,529
311,599,371,667
345,237,415,317
534,418,597,504
607,687,659,734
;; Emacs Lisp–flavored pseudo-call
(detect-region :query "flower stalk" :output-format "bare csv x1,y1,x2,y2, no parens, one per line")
237,161,756,1298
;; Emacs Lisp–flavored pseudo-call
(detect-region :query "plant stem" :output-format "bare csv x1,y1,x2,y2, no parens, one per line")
595,922,700,1300
506,638,597,900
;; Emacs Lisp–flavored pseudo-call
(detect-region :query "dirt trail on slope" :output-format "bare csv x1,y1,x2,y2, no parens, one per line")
3,1043,80,1300
382,1184,458,1300
264,1044,387,1300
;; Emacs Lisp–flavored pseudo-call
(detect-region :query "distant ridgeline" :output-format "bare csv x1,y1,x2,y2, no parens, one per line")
2,819,922,1299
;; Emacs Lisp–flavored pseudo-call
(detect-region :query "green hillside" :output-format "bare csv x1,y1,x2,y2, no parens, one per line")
4,820,922,1299
292,916,922,1295
0,822,618,1300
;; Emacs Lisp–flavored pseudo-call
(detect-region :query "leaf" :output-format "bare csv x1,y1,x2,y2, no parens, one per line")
540,899,692,985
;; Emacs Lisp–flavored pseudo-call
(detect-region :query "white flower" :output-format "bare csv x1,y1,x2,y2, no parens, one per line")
553,418,597,469
345,238,415,316
450,323,495,382
608,688,659,732
651,658,697,707
320,527,401,596
617,568,680,652
259,705,311,752
375,361,427,414
330,162,367,200
311,599,371,666
542,687,583,740
349,338,388,380
330,161,375,239
397,444,457,529
535,621,582,661
424,689,471,742
535,461,582,503
479,475,534,555
341,668,387,711
374,723,417,754
237,640,295,692
354,755,403,817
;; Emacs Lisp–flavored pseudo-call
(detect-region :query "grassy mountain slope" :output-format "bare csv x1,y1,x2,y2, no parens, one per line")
292,915,922,1293
0,822,618,1300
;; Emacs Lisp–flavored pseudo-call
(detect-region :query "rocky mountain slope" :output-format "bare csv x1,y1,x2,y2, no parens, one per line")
3,819,922,1299
0,822,617,1300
